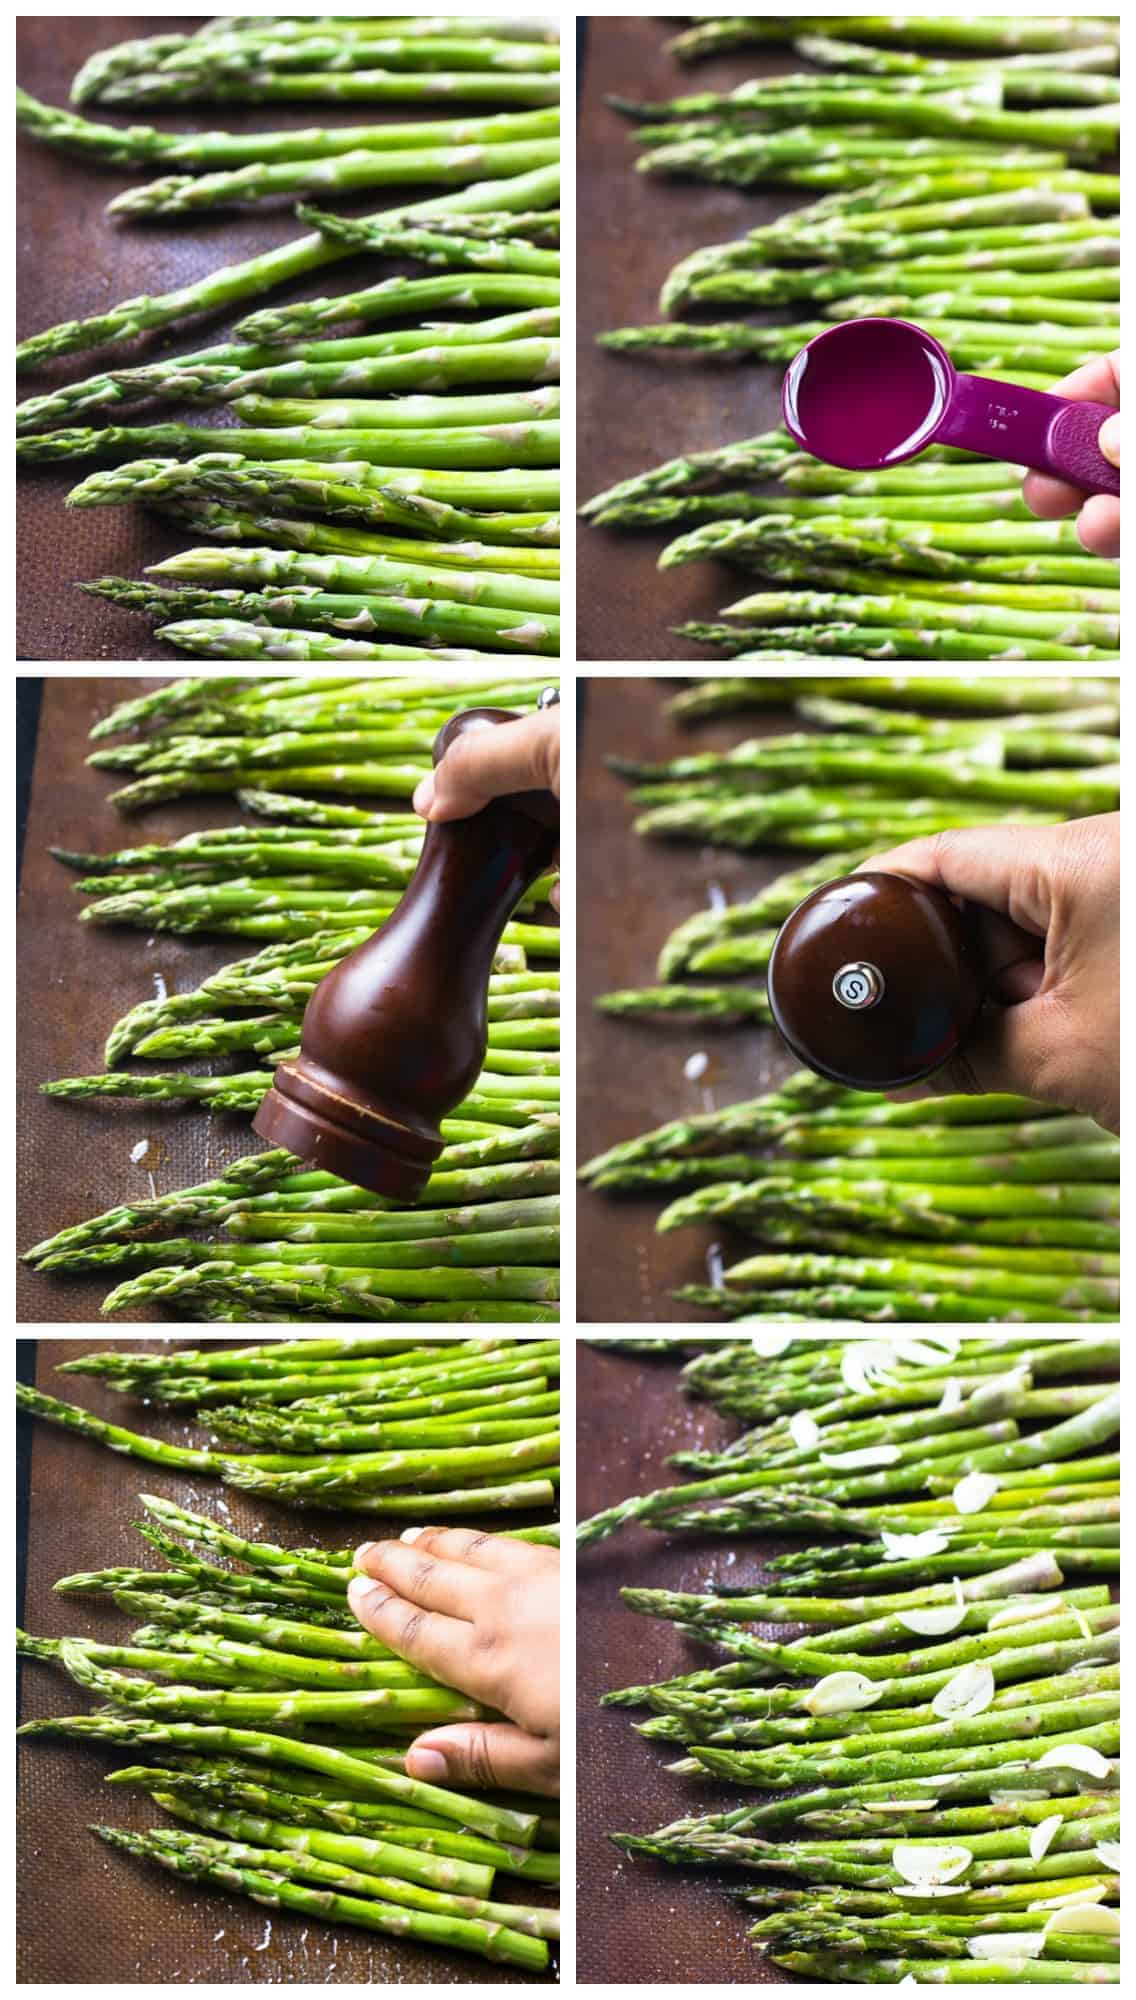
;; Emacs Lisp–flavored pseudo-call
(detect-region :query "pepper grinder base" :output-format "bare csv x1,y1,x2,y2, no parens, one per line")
254,1062,442,1203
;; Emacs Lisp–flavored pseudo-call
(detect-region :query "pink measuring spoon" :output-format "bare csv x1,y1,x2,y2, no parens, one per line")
782,317,1119,496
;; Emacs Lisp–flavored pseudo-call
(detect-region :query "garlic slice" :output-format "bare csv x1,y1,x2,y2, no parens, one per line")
989,1599,1062,1630
898,1574,966,1637
880,1529,953,1560
819,1443,901,1469
952,1471,1002,1515
858,1799,938,1814
841,1341,899,1394
894,1335,962,1365
748,1330,795,1359
897,1604,967,1636
1044,1902,1120,1935
803,1671,884,1718
968,1935,1044,1961
891,1843,973,1888
788,1410,820,1451
1036,1743,1112,1779
931,1662,995,1722
1029,1815,1062,1862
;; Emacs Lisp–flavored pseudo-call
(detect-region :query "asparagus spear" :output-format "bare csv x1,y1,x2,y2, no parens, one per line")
147,546,559,615
83,578,559,657
83,65,561,112
17,89,559,169
668,17,1119,59
159,624,505,665
157,32,561,81
110,138,561,217
150,502,561,572
297,203,559,276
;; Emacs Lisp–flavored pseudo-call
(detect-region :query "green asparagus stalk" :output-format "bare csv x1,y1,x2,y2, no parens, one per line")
668,17,1119,60
17,88,559,170
296,202,559,276
109,138,561,219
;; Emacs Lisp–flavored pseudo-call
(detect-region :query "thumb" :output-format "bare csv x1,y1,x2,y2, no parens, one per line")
859,824,1055,936
406,1722,557,1797
415,710,560,823
1098,413,1120,467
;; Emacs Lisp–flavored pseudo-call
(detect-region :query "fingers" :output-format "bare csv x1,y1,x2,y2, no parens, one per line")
1074,493,1120,559
1046,352,1119,409
414,709,560,822
1020,355,1118,531
348,1531,558,1708
406,1721,559,1798
352,1538,490,1625
347,1569,469,1691
1021,469,1084,520
392,1524,556,1579
858,825,1054,937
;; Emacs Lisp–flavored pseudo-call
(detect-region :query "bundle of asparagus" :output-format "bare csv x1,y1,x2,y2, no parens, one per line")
17,1478,558,1971
17,1336,561,1511
582,16,1117,659
578,1334,1119,1982
580,676,1117,1323
26,676,560,1322
582,1071,1117,1324
17,17,561,660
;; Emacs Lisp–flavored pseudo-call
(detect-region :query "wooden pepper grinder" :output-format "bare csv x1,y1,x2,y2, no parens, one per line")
767,871,1042,1091
254,694,559,1198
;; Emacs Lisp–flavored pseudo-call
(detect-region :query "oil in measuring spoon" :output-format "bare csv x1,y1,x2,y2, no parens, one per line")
786,321,951,468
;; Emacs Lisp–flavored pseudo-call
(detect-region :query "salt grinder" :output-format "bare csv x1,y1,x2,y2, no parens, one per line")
767,871,1041,1091
254,695,559,1198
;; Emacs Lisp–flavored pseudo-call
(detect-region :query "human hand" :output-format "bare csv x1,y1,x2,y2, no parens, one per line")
1021,352,1119,559
863,814,1119,1133
413,705,560,906
348,1527,560,1796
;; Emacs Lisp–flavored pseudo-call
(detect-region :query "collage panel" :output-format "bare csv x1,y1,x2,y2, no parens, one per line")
17,1333,562,1983
577,671,1119,1327
576,1331,1120,1983
577,14,1119,663
18,671,561,1328
17,11,562,665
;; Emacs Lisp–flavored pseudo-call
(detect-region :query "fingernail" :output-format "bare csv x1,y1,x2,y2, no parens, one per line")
1099,414,1120,465
352,1542,377,1571
406,1747,448,1781
348,1575,388,1617
399,1527,426,1544
413,775,435,816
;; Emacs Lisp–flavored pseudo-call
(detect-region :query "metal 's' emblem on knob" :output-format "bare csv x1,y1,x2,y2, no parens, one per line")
832,961,884,1011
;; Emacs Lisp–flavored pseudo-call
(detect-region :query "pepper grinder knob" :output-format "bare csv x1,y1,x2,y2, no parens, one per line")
767,871,1040,1092
253,700,559,1199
